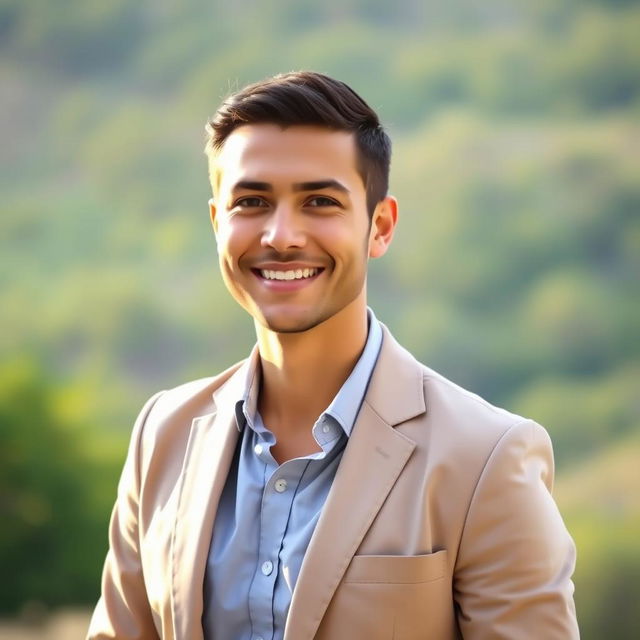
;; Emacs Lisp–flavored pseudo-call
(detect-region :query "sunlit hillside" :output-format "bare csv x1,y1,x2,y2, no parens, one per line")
1,0,638,637
555,434,640,639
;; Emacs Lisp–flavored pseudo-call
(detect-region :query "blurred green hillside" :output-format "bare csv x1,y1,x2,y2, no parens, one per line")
1,0,638,637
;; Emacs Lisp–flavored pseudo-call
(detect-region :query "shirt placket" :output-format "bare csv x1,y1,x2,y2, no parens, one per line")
247,445,303,640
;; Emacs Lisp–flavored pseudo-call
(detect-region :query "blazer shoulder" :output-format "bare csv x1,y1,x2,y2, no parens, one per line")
135,358,246,453
422,364,523,428
403,363,560,536
414,362,551,468
154,359,245,415
376,324,534,446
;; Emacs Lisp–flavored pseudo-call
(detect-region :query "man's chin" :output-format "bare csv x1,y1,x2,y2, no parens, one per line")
260,319,322,335
255,310,326,335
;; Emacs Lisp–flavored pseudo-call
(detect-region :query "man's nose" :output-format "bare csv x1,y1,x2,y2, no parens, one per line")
260,205,306,251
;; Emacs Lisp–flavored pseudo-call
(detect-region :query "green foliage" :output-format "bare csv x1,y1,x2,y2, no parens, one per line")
513,364,639,466
555,435,640,638
3,0,146,76
0,0,638,634
0,357,120,611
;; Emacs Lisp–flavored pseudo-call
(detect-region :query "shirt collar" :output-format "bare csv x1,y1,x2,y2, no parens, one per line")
323,307,382,437
234,307,383,438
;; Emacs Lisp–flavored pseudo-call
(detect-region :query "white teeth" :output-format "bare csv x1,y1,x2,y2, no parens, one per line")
260,268,318,281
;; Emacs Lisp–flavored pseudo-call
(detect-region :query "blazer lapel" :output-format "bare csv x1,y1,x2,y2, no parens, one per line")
170,356,254,640
284,326,426,640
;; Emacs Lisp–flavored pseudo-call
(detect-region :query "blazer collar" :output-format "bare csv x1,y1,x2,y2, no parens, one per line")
284,323,427,640
365,323,426,425
170,351,257,640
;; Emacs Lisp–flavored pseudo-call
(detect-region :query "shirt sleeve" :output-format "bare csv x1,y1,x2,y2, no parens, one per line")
453,419,579,639
87,391,164,640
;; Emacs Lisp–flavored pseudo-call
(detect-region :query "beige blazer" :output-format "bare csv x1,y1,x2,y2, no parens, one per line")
88,325,578,639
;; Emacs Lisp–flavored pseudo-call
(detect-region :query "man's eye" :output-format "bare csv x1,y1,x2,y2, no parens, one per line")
235,196,267,208
307,196,338,207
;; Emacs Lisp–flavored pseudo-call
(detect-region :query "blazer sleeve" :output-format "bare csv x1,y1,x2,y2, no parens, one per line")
87,391,164,640
453,419,579,639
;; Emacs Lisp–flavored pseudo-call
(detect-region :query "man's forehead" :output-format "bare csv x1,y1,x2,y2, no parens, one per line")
213,124,357,175
220,122,355,148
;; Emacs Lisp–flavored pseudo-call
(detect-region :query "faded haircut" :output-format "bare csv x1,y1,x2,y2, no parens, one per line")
205,71,391,216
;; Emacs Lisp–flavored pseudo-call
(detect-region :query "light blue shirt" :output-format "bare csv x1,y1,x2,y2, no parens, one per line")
202,310,383,640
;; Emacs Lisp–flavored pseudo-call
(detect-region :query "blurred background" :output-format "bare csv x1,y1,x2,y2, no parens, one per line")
1,0,638,638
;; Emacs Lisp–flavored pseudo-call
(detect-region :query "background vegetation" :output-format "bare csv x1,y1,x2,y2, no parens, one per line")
1,0,638,637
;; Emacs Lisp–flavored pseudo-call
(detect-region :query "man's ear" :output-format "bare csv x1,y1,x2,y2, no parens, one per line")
368,195,398,259
208,198,218,234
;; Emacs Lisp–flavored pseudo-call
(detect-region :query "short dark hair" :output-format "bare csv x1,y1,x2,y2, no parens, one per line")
205,71,391,216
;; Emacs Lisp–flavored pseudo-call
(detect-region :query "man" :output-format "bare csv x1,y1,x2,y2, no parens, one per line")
88,72,579,639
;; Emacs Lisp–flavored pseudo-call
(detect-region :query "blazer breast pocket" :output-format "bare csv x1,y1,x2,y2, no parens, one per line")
343,549,447,584
318,551,453,640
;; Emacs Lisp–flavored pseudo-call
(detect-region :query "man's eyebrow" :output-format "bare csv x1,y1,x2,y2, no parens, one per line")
293,180,350,194
232,180,273,192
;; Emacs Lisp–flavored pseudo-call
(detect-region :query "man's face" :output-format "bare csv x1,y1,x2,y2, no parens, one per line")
209,124,381,334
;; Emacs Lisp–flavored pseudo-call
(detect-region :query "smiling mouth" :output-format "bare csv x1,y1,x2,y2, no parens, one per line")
256,268,323,281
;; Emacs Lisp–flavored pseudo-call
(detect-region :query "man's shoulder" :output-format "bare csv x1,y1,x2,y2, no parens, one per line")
420,362,523,429
382,337,552,491
134,358,247,444
158,359,246,411
419,360,545,455
378,325,537,447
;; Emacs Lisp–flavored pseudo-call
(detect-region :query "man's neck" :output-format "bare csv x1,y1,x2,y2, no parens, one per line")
254,295,369,453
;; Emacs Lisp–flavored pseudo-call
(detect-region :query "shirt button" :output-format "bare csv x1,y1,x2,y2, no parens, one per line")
261,560,273,576
254,444,263,455
274,478,288,493
322,424,331,434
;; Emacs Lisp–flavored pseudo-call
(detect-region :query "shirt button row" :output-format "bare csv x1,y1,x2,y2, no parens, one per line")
261,560,273,576
322,424,331,434
274,478,288,493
